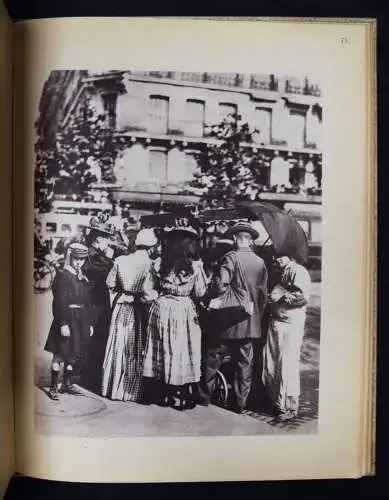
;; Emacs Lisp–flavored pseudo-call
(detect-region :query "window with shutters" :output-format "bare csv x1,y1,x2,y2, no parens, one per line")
101,92,118,129
253,107,272,144
184,151,199,179
218,102,238,124
61,224,72,234
148,149,168,181
310,220,322,244
286,109,306,149
184,99,205,137
148,95,169,134
297,220,310,239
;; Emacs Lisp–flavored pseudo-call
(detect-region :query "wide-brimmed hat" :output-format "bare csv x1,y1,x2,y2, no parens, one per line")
164,226,199,238
68,243,89,259
227,222,259,240
216,238,234,246
86,217,115,237
135,229,158,248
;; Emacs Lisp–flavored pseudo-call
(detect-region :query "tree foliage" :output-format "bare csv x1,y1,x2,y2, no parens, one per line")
189,113,273,207
187,112,322,209
34,98,120,213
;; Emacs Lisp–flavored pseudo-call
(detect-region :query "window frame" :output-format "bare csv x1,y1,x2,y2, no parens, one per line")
218,102,238,123
253,106,272,144
148,94,170,135
184,98,205,137
148,147,168,181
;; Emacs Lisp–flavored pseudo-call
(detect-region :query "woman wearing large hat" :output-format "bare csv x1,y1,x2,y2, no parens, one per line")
82,217,116,393
44,243,95,400
143,221,209,410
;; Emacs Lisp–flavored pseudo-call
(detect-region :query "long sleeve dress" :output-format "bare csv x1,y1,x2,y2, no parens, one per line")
82,245,114,392
143,261,208,386
102,250,157,402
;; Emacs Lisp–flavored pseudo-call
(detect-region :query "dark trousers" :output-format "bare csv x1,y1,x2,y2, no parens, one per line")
199,339,254,409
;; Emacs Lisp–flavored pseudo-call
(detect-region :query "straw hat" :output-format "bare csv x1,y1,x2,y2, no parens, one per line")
164,217,199,238
165,226,199,238
87,216,115,237
227,222,259,240
68,243,89,259
216,238,234,246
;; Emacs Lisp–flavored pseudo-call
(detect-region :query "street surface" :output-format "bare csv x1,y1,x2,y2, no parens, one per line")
34,283,321,437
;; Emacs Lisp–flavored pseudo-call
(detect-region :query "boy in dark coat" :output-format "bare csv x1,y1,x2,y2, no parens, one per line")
44,243,95,400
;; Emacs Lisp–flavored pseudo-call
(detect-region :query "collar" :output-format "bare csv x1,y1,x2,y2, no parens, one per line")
64,264,89,282
135,249,149,257
284,261,296,272
91,242,102,252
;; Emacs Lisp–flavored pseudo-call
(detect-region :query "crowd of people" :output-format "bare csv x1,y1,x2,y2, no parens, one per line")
43,215,312,423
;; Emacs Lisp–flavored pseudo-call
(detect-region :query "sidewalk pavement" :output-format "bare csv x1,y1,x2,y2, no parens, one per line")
35,384,317,438
34,283,321,438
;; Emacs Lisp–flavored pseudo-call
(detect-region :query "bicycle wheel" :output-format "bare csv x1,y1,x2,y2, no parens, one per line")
34,260,54,293
212,369,229,407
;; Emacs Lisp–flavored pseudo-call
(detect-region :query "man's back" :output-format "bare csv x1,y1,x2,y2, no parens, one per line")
219,248,268,339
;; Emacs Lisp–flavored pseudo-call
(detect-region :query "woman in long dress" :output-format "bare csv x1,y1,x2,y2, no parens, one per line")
143,227,208,411
262,254,312,421
101,229,159,402
82,220,115,394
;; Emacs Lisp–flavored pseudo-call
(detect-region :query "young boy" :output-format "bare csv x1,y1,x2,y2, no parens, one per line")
44,243,95,400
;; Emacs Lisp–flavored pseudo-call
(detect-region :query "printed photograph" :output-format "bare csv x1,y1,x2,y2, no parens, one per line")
33,70,322,437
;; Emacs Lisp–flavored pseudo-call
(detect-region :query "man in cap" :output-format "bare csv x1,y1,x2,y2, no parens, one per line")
44,243,94,400
82,218,115,393
262,253,311,421
199,222,268,413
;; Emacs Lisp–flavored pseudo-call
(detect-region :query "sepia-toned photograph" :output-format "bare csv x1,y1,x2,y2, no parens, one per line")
33,69,322,438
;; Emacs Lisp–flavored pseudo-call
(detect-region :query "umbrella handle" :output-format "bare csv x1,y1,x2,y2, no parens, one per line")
263,236,272,246
256,235,272,247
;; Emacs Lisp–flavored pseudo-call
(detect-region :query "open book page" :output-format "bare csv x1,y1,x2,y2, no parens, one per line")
13,17,376,483
0,3,14,497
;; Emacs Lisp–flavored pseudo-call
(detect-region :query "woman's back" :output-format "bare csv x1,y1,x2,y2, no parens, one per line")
160,267,197,297
108,250,151,294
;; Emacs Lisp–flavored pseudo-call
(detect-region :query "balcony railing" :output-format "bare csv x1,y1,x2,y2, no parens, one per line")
129,71,321,97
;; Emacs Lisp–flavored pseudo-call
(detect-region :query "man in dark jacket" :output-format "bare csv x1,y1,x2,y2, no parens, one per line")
198,223,268,413
82,220,115,393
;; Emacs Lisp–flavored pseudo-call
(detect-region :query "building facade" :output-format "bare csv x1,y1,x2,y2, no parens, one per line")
37,70,323,212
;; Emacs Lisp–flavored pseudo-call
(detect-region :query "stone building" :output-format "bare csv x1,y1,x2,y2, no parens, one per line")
37,70,323,214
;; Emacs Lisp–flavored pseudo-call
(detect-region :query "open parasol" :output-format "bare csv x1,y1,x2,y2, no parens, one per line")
237,201,309,265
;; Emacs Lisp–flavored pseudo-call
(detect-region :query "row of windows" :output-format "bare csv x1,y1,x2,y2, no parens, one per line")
144,96,308,147
147,96,243,137
118,147,199,184
145,149,318,185
45,222,84,234
102,94,276,144
148,149,198,182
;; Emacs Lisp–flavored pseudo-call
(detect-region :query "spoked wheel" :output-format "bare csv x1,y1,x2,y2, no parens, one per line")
34,259,55,293
212,369,229,407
